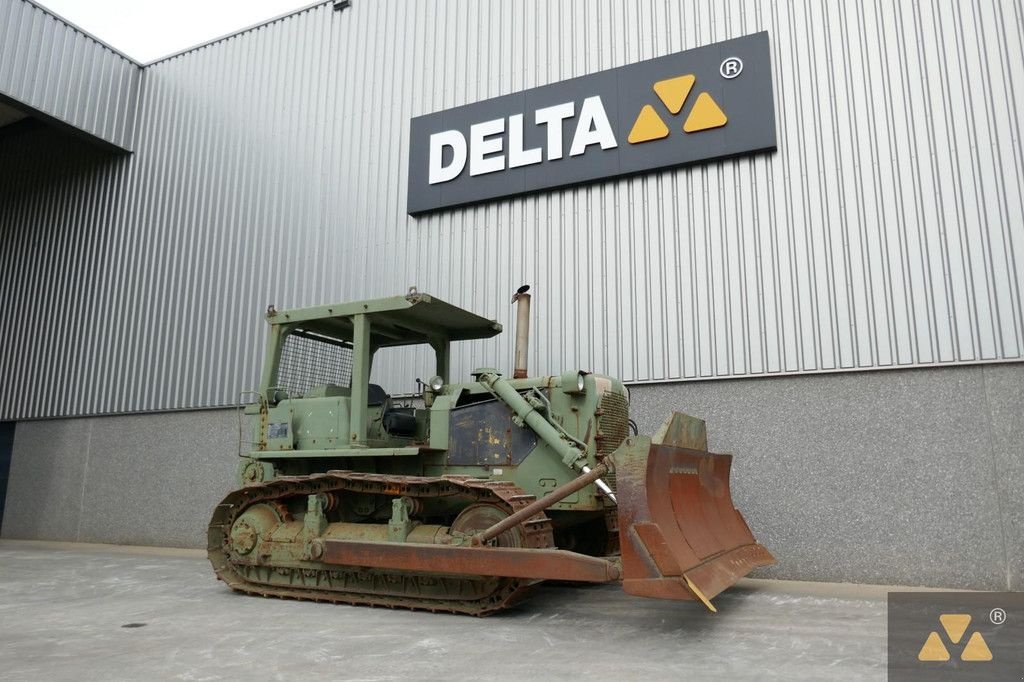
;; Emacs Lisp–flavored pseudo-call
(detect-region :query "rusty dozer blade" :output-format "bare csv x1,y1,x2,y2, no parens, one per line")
614,413,775,611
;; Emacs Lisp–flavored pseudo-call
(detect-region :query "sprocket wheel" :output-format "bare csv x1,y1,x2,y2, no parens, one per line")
451,503,526,547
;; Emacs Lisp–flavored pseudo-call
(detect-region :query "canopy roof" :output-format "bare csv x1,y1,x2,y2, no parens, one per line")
269,292,502,347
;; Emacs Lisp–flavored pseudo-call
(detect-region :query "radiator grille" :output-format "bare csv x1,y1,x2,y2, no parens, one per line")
596,391,630,493
596,391,630,457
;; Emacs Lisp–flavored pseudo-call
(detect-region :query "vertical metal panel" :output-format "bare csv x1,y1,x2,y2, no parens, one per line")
0,0,1022,420
0,0,140,150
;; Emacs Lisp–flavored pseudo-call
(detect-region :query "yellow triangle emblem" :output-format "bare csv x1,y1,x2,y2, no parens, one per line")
683,92,728,133
939,614,971,644
652,74,695,114
917,631,950,661
627,104,670,144
960,632,993,661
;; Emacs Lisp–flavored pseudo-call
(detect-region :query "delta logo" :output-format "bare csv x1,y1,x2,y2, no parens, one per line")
408,31,775,214
427,72,733,186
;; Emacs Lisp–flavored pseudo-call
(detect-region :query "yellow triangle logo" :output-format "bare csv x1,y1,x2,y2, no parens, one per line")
917,631,950,661
918,614,994,664
683,92,728,133
960,632,993,662
939,614,971,644
652,75,695,114
627,104,670,144
626,74,729,144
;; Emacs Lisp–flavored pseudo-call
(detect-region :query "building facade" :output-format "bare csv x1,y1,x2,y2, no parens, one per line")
1,0,1022,590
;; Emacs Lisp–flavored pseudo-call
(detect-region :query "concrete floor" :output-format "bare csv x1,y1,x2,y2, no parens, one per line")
0,541,893,681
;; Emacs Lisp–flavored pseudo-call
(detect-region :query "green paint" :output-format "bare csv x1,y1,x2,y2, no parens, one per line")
245,291,629,515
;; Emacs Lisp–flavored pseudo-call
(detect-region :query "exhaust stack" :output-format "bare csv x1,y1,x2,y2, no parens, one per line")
511,285,531,379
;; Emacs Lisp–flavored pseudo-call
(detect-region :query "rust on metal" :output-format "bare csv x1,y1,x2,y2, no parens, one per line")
208,470,557,616
652,411,709,451
321,540,620,583
615,420,775,611
210,405,773,616
511,286,531,379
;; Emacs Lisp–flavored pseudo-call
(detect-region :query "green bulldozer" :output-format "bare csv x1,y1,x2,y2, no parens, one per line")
208,288,774,615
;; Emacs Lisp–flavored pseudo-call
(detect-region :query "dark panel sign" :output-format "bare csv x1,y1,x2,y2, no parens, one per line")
888,591,1024,681
407,31,776,215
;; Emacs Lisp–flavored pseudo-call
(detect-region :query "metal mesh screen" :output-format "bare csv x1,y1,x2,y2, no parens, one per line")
276,331,353,398
595,391,630,457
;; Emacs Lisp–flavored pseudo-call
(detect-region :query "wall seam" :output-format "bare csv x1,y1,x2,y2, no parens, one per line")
74,418,93,542
979,365,1012,590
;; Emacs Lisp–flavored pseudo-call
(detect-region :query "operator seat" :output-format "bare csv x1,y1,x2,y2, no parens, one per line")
366,383,417,437
367,383,388,407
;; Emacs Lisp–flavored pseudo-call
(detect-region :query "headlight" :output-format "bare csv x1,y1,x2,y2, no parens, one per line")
428,375,445,392
560,370,588,395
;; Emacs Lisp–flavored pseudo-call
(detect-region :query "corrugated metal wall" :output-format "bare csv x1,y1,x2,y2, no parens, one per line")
0,0,141,150
1,0,1022,420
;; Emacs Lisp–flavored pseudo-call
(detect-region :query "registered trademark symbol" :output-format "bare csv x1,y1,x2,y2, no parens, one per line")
720,57,743,79
990,607,1007,625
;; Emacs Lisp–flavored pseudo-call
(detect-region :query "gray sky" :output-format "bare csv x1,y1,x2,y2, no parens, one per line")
36,0,316,63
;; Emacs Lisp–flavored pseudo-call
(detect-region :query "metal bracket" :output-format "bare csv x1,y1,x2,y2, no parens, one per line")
387,498,415,542
304,494,328,537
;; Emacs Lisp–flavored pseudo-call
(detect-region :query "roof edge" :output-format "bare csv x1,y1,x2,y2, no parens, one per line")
22,0,143,66
27,0,335,70
142,0,332,67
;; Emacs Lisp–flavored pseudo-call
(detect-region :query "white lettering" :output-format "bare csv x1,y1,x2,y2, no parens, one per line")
569,96,617,156
428,130,467,184
508,113,542,168
469,118,505,176
534,102,575,161
429,97,616,184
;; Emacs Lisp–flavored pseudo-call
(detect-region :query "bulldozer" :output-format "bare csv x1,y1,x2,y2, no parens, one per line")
208,288,774,615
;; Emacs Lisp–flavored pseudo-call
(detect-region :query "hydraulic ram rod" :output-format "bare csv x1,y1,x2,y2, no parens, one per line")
472,463,609,545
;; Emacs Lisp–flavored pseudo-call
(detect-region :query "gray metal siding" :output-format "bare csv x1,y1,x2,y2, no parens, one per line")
0,0,141,150
0,0,1022,420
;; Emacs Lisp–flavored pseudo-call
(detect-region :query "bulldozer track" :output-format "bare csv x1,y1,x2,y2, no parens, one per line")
208,471,555,616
